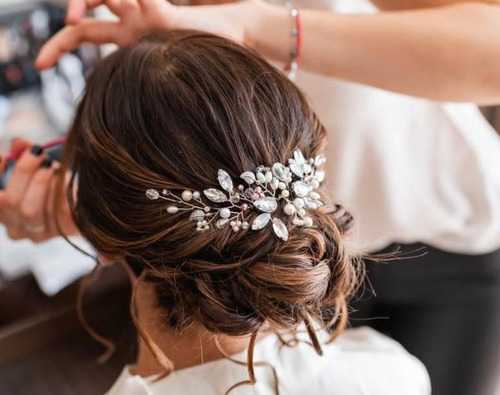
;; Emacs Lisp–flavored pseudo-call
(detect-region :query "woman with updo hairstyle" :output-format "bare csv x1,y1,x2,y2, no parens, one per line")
2,31,430,394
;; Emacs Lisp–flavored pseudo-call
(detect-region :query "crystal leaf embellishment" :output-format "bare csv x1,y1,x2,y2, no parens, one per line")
288,160,304,178
315,154,326,167
146,189,160,200
272,163,288,181
272,218,289,241
216,218,229,229
218,169,233,192
254,197,278,213
292,181,310,198
252,213,271,230
315,171,325,183
240,171,256,185
189,210,205,222
204,189,227,203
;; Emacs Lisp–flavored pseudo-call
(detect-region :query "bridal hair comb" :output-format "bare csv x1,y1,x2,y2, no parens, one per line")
146,150,325,242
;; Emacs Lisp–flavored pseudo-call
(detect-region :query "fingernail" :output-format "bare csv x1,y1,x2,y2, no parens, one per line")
31,145,43,156
41,159,53,168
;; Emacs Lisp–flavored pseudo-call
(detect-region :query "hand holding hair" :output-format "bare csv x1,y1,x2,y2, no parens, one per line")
37,0,500,103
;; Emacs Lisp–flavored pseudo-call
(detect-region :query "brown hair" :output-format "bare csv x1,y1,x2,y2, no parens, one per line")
59,30,359,388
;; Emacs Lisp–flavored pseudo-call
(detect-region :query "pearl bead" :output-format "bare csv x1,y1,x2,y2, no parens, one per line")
281,190,290,198
293,198,305,209
241,222,249,229
298,208,306,216
230,221,236,227
309,191,321,200
303,217,313,227
220,208,231,219
292,218,300,225
278,182,287,190
311,180,320,189
193,191,201,199
167,206,179,214
256,172,266,183
284,203,296,216
265,171,273,183
204,206,211,212
181,190,193,201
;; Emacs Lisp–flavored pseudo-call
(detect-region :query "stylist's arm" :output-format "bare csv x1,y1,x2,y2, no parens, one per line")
36,0,500,104
0,141,78,243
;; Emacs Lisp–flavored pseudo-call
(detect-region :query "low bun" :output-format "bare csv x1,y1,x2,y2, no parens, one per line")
150,201,359,341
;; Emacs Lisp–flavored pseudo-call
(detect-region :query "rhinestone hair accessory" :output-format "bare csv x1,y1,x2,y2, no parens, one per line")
146,149,325,242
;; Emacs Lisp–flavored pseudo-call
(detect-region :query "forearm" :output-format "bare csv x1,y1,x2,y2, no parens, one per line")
244,1,500,103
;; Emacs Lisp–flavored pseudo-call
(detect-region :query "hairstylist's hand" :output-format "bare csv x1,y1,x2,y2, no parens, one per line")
0,140,79,243
36,0,255,70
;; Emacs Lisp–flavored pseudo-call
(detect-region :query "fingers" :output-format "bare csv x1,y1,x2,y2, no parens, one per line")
3,146,47,238
66,0,105,25
36,20,123,70
20,160,56,243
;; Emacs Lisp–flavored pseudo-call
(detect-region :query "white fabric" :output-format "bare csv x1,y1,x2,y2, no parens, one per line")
291,0,500,254
106,327,431,395
0,225,95,295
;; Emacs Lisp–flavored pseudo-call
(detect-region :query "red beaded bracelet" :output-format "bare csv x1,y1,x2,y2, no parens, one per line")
285,2,302,81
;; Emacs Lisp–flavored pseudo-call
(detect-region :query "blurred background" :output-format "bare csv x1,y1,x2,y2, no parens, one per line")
0,1,135,394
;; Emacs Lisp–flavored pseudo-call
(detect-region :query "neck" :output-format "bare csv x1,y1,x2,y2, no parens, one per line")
131,280,260,377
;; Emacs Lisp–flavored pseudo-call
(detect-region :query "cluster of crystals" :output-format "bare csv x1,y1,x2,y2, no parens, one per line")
146,149,325,241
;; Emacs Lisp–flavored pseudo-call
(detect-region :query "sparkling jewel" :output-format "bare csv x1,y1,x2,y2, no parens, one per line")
303,217,313,227
167,206,179,214
281,190,290,198
189,209,205,221
292,181,310,198
270,178,279,190
256,172,266,183
240,171,256,185
272,163,289,181
293,198,305,209
146,189,160,200
220,208,231,219
216,218,229,228
315,171,325,182
254,197,278,213
218,169,234,192
252,213,271,230
241,221,249,229
284,203,296,216
181,190,193,201
204,188,227,203
272,218,289,241
162,189,168,196
309,191,321,200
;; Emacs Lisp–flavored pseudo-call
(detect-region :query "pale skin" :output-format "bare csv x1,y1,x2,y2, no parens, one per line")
2,0,500,378
34,0,500,103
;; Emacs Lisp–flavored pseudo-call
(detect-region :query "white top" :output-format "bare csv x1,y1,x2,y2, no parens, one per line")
106,327,431,395
293,0,500,254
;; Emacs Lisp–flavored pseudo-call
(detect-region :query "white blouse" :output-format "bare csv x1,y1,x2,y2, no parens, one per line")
293,0,500,254
106,327,430,395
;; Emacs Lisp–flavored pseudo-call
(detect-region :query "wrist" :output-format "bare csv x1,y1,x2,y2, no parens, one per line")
243,0,292,64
